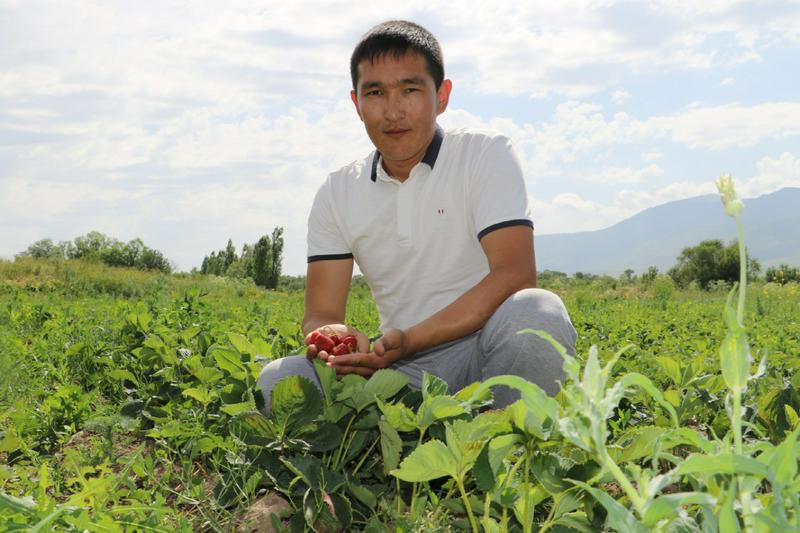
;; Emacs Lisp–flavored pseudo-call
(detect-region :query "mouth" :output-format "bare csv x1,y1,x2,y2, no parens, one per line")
384,128,410,139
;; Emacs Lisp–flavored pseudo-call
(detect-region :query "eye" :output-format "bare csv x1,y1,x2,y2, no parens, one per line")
365,89,383,96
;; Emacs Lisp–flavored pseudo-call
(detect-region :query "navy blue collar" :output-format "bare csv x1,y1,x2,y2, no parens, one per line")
370,125,444,182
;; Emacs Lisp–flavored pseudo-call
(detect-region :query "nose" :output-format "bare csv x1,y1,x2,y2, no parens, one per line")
384,91,405,121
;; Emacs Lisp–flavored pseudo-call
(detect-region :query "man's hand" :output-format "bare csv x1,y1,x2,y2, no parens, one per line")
326,328,411,377
305,324,370,362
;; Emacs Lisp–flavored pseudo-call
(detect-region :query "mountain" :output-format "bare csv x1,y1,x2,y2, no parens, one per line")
535,187,800,276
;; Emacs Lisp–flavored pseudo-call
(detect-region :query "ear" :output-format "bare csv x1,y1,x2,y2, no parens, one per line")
436,79,452,115
350,90,363,121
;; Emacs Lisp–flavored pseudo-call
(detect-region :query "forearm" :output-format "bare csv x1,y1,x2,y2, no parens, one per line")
404,265,535,355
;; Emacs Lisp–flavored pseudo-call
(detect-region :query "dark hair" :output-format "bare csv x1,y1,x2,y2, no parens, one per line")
350,20,444,90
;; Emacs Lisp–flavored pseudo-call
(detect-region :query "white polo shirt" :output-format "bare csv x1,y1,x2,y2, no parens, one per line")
307,126,533,332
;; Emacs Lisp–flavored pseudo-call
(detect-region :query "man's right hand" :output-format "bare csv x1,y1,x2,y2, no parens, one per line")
304,324,370,362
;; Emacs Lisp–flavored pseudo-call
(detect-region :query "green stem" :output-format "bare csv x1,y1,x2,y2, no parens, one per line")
332,414,356,469
351,436,379,476
601,451,646,517
523,453,531,533
483,490,492,532
410,429,426,515
736,216,746,326
456,476,480,533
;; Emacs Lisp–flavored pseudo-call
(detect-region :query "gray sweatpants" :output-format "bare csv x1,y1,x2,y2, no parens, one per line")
256,288,577,414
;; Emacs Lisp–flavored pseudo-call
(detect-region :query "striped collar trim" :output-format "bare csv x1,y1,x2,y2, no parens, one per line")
370,125,444,182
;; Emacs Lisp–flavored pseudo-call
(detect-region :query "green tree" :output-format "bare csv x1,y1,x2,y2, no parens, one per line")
668,239,760,289
224,239,237,272
252,235,272,288
268,227,284,289
765,264,800,284
16,238,63,259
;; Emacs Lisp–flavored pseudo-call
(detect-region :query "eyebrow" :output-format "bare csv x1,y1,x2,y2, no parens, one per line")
360,77,427,91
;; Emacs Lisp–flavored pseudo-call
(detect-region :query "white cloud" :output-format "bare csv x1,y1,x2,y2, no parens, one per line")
739,152,800,197
721,77,736,86
588,164,664,184
612,90,631,104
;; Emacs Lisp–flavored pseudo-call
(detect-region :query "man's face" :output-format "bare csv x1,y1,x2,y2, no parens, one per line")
351,51,451,177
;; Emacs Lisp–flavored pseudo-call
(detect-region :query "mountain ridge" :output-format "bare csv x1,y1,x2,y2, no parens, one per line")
535,187,800,275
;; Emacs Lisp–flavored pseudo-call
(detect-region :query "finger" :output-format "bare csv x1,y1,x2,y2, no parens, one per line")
355,332,370,353
317,350,330,362
331,364,375,377
306,344,318,356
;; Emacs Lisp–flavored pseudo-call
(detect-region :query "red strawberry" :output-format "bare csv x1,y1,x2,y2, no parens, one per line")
342,335,357,351
330,333,342,345
331,343,350,356
314,334,335,353
307,331,322,346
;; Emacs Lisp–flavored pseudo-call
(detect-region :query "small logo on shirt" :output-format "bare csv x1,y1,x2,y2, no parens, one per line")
437,208,445,215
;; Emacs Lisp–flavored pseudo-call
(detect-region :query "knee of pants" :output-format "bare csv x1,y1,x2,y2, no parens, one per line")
256,355,320,416
483,288,578,355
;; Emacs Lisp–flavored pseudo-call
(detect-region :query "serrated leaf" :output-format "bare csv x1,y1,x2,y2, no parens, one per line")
379,419,402,474
376,397,417,432
391,440,457,482
212,346,247,381
422,372,449,399
220,402,252,417
183,386,215,406
609,426,669,464
532,452,574,495
417,396,467,431
271,376,322,436
228,332,256,355
354,369,408,411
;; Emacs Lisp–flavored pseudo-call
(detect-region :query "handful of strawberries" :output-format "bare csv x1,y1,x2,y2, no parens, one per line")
308,330,358,356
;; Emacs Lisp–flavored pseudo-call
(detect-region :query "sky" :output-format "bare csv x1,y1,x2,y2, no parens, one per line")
1,0,799,275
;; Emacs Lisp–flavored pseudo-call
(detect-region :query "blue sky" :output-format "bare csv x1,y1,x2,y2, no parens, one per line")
1,0,799,275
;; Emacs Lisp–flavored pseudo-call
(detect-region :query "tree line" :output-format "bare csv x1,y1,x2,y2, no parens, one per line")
199,227,284,289
17,232,172,273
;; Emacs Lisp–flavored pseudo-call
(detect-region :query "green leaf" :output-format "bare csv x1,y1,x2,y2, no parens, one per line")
313,358,337,404
391,439,457,482
329,492,352,530
376,397,417,432
720,332,751,395
654,356,682,386
417,396,468,431
183,386,215,406
220,402,252,417
532,452,575,495
348,479,377,509
379,419,403,475
233,411,276,440
212,346,247,381
422,371,449,399
469,375,559,429
718,482,741,533
609,426,669,464
228,332,256,355
354,369,409,411
619,372,679,427
570,479,648,533
675,452,769,478
107,369,139,385
551,512,596,533
271,376,322,436
642,492,716,527
190,366,224,384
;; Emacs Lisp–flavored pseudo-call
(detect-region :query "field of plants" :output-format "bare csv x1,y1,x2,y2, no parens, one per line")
2,204,799,531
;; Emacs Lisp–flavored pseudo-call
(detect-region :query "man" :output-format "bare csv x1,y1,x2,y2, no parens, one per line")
257,20,577,412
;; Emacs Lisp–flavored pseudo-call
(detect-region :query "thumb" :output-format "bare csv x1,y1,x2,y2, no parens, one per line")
374,336,386,356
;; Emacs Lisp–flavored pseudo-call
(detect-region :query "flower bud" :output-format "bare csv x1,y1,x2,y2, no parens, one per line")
716,174,744,217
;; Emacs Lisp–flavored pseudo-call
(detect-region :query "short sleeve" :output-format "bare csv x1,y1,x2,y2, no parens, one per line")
307,179,353,262
470,135,533,240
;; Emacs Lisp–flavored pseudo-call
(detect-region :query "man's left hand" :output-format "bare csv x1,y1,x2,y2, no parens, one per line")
326,328,411,377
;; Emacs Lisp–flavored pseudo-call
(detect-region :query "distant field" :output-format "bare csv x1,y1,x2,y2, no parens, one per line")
1,259,798,531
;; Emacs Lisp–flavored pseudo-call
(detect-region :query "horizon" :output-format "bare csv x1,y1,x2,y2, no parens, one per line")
2,1,799,275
